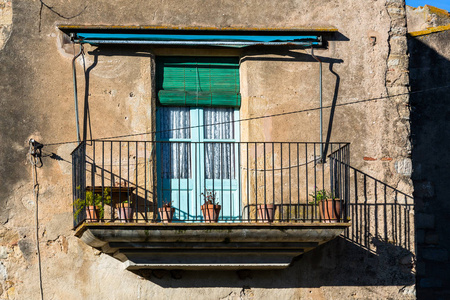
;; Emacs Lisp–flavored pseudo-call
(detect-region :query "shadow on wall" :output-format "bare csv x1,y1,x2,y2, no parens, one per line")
132,166,415,288
408,31,450,297
132,236,414,288
241,50,343,161
79,40,415,288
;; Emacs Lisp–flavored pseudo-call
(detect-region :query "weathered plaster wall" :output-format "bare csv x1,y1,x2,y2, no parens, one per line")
0,0,414,299
406,5,450,32
0,0,11,51
408,29,450,299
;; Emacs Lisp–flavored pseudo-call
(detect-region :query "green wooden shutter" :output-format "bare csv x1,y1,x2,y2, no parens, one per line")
156,57,240,107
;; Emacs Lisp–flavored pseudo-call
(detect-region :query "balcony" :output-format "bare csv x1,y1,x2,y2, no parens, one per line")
72,141,351,269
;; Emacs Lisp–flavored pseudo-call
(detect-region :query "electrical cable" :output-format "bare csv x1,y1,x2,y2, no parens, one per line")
43,84,450,147
29,143,44,300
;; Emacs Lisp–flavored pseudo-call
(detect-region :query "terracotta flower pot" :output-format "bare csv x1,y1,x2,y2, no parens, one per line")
86,205,99,222
319,199,342,223
116,203,134,222
257,204,276,223
201,204,221,223
159,206,175,223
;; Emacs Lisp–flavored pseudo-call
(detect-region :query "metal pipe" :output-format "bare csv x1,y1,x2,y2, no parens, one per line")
72,44,83,144
310,47,323,160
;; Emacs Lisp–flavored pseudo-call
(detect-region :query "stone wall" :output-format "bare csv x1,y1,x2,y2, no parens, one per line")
408,28,450,299
0,0,414,299
406,5,450,32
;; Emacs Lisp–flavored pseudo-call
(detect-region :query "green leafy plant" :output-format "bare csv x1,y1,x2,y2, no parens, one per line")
162,199,172,207
309,189,334,205
73,187,111,220
201,189,217,205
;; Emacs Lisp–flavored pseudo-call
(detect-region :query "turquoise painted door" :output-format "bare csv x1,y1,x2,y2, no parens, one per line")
157,107,240,222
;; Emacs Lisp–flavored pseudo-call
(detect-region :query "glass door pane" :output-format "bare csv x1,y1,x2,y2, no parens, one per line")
204,108,235,179
159,107,191,179
157,107,194,221
202,108,239,221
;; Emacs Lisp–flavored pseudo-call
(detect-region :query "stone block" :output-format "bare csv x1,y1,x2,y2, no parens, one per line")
416,213,435,229
18,239,34,261
415,198,425,210
421,247,448,262
395,158,412,176
390,17,407,28
390,36,407,54
399,285,415,296
388,85,409,96
0,0,12,24
0,0,11,51
416,261,426,275
414,181,434,198
420,278,443,288
388,54,409,69
386,70,409,87
0,246,7,259
391,26,407,36
416,229,425,244
425,232,439,245
387,58,400,67
386,0,404,8
0,262,6,280
396,73,409,86
388,7,402,15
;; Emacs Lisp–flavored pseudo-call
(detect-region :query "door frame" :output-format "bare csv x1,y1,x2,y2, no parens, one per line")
156,107,240,222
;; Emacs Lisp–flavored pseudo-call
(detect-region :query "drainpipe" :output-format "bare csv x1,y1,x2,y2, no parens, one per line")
310,47,323,161
71,37,83,145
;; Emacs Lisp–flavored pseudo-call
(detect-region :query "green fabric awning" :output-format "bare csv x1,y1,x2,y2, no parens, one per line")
156,57,240,107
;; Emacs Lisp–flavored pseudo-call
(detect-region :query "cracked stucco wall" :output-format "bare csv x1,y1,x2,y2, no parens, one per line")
0,0,12,51
0,0,414,299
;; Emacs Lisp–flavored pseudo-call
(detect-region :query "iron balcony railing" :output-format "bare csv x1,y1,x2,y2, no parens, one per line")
72,140,350,227
344,166,414,252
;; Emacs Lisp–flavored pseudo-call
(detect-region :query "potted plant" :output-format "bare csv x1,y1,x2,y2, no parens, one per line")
74,187,111,222
110,180,135,204
116,200,134,222
257,203,276,223
158,200,175,223
201,190,221,223
310,189,342,223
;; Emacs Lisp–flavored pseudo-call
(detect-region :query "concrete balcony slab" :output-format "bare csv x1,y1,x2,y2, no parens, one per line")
75,222,350,270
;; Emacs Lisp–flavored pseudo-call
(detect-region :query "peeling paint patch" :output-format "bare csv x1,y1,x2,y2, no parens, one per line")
395,158,412,176
0,262,7,280
18,238,34,261
0,0,12,51
0,246,7,259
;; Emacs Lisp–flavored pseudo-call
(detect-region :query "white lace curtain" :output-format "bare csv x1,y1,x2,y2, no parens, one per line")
159,107,191,179
204,108,234,179
159,107,235,179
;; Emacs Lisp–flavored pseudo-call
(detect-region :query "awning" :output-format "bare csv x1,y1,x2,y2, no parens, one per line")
73,33,321,47
156,56,241,107
59,25,338,48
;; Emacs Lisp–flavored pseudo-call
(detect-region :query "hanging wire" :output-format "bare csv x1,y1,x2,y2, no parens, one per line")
28,142,44,300
43,84,450,147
